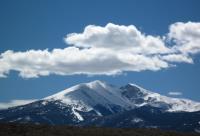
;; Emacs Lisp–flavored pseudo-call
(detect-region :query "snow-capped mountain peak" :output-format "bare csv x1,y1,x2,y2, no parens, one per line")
44,80,131,116
86,80,107,88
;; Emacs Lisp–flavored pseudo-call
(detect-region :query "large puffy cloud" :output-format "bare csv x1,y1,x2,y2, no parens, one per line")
66,23,170,54
0,48,169,78
0,22,200,78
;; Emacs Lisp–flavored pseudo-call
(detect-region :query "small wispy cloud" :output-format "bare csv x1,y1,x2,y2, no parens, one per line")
0,99,37,109
168,91,183,96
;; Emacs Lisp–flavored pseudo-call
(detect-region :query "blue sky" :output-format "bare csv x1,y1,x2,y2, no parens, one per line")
0,0,200,105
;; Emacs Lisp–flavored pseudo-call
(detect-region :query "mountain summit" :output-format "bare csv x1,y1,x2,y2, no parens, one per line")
0,80,200,132
45,80,131,113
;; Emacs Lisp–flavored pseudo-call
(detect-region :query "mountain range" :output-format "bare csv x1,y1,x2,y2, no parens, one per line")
0,80,200,133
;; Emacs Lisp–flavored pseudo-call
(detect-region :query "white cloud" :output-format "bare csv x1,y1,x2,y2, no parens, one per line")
168,92,183,96
0,22,200,78
66,23,170,54
161,54,193,64
168,22,200,54
0,99,37,109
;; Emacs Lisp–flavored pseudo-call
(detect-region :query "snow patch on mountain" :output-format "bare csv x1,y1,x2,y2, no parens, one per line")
72,108,84,121
131,117,143,123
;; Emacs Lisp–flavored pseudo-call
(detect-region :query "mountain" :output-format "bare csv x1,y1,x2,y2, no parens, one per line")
0,80,200,133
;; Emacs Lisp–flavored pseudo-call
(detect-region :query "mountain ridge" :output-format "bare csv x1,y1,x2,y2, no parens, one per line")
43,80,200,113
